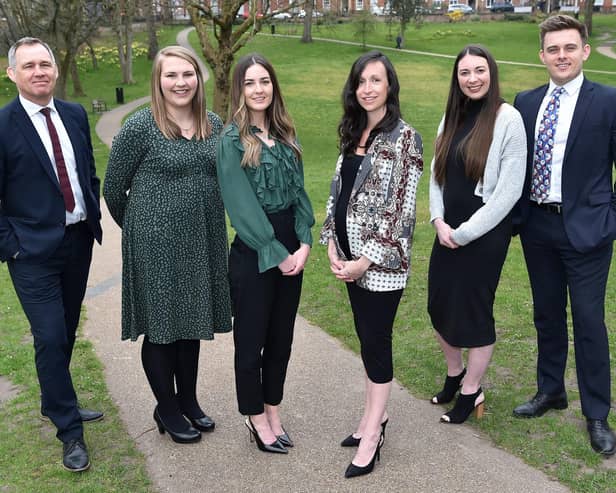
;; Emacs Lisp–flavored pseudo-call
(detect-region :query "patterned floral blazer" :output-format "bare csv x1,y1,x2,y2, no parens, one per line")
320,119,423,291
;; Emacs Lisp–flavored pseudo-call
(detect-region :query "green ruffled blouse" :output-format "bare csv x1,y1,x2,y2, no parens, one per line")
217,123,314,272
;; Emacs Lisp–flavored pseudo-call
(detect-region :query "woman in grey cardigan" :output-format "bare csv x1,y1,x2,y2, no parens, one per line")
428,44,526,424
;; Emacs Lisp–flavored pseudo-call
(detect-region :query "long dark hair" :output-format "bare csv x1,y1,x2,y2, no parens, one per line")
229,53,300,167
433,44,501,186
338,51,401,156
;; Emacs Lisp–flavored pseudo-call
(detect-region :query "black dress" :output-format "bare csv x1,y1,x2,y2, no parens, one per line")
427,100,512,347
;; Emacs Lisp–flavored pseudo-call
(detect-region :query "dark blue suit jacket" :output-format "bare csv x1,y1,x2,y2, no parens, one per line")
513,78,616,253
0,97,102,262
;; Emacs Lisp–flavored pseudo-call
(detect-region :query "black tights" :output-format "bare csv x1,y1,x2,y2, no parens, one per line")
141,338,204,430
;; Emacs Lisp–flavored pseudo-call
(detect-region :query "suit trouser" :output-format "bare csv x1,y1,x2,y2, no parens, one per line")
229,210,302,416
8,222,94,442
521,205,612,420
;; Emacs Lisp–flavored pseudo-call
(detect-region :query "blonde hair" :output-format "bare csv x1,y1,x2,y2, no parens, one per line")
229,53,301,168
150,45,210,140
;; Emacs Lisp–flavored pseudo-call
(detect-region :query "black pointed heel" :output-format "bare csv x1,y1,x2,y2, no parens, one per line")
245,418,288,454
431,368,466,404
340,418,389,447
440,388,485,424
276,426,294,447
344,435,384,478
153,407,201,443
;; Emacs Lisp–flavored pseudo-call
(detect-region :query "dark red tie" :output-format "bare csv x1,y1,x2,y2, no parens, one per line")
40,107,75,212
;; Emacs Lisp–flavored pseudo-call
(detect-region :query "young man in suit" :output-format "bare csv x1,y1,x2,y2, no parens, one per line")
512,15,616,455
0,37,103,471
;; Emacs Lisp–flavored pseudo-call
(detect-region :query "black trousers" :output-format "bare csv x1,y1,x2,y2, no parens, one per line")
346,282,403,384
229,209,303,415
8,222,93,442
521,206,612,420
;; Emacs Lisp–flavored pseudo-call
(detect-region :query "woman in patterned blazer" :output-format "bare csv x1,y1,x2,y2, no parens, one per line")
320,51,423,479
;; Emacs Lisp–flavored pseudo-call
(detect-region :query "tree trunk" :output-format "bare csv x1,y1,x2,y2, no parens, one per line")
301,1,313,43
122,15,134,84
87,40,98,70
584,0,594,37
146,0,159,60
55,50,72,100
70,57,85,96
212,49,234,119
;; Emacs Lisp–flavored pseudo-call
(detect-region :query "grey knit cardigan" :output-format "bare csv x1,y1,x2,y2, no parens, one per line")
429,103,527,246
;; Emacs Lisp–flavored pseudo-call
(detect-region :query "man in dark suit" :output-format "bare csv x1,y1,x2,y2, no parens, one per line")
0,37,103,471
512,15,616,455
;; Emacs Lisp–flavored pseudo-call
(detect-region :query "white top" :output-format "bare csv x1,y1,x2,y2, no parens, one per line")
429,103,527,246
19,95,86,224
532,71,584,203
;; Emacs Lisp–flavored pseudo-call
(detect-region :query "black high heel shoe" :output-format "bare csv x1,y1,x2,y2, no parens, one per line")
276,426,293,447
153,407,201,443
186,414,215,432
340,418,389,447
245,418,288,454
431,368,466,404
440,387,485,424
344,434,384,478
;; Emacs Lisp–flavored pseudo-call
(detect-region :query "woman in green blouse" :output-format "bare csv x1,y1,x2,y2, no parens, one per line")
217,53,314,454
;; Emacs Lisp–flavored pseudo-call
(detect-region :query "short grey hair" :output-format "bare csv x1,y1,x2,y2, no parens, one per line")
8,37,56,69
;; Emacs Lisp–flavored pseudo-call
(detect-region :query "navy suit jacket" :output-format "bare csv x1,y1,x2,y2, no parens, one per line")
0,97,102,262
513,78,616,253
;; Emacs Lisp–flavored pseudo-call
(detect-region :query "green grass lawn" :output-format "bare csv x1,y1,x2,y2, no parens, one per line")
1,15,616,492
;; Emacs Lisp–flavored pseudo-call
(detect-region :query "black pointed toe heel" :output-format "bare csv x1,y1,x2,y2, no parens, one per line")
440,388,485,424
344,435,384,478
245,418,288,454
431,368,466,404
276,426,294,447
153,407,201,443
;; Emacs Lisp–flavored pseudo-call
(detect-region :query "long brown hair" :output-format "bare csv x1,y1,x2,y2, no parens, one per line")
433,44,501,186
229,53,301,168
150,45,210,140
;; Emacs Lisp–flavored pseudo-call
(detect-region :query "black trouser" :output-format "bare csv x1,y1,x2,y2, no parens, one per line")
229,209,302,415
346,282,403,384
8,223,93,443
521,205,612,420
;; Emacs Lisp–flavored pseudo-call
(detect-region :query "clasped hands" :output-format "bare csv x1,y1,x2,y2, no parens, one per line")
327,240,371,282
278,243,311,276
433,218,459,249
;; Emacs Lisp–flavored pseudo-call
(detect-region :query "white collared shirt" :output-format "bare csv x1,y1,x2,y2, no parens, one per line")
533,72,584,203
20,95,87,224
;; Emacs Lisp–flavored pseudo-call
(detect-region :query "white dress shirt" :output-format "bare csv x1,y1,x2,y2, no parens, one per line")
20,95,87,224
533,72,584,204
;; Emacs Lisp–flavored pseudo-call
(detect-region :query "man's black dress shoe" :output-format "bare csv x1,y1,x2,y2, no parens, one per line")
587,419,616,456
186,414,215,432
41,407,104,423
62,438,90,472
513,392,568,418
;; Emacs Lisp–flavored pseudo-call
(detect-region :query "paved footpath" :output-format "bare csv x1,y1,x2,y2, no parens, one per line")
82,30,570,492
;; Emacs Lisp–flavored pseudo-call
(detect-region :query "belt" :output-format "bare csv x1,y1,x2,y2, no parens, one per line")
531,201,562,214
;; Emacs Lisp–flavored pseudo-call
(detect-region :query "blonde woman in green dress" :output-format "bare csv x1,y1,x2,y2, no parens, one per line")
104,46,231,444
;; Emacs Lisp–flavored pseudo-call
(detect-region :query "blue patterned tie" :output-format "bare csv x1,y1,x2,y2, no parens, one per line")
530,87,565,203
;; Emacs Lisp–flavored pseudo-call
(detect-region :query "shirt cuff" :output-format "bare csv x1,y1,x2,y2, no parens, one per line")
257,239,290,273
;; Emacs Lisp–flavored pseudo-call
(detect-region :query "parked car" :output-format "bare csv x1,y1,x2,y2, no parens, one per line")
297,9,324,18
489,1,514,12
272,11,293,20
447,3,474,14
